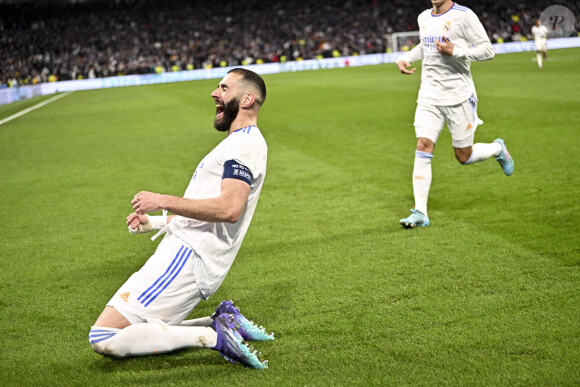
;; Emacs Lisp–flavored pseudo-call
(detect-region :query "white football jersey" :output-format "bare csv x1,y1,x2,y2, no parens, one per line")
531,24,549,41
397,2,495,106
163,125,267,299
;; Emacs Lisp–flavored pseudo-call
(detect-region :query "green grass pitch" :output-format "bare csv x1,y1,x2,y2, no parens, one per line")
0,48,579,385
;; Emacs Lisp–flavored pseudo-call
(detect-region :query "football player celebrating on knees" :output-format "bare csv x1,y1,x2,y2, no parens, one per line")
396,0,513,228
89,68,273,369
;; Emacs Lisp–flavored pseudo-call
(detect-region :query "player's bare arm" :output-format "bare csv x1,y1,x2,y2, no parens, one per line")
397,60,416,75
132,178,251,223
435,36,454,56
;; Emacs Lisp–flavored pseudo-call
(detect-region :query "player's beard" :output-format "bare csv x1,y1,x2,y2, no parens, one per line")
214,97,240,132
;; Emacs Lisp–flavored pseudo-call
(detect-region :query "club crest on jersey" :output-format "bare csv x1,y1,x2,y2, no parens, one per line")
443,21,451,31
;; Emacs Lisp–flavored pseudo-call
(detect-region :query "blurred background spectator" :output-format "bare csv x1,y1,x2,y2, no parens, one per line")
1,0,578,88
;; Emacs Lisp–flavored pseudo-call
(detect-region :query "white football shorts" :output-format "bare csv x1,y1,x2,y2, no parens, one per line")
414,95,483,148
535,38,547,52
107,234,203,326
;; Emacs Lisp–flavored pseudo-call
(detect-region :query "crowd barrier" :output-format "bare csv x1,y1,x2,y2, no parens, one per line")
2,37,579,106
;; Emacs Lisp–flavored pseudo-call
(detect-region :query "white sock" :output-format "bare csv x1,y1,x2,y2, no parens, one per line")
463,142,502,165
90,321,217,358
537,53,543,69
180,316,213,326
413,151,433,216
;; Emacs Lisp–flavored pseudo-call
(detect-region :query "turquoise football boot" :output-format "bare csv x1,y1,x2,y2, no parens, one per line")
212,300,274,341
211,313,268,369
400,209,430,228
494,138,514,176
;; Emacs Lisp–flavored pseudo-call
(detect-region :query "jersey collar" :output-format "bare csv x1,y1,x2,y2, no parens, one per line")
230,125,257,135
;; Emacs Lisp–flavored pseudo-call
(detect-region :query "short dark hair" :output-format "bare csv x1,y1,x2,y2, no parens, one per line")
228,68,267,106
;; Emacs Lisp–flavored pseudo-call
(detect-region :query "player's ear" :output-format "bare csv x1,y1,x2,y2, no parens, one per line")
240,92,256,109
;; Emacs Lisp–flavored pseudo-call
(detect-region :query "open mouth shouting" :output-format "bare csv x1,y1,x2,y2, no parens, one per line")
213,97,240,132
215,103,224,118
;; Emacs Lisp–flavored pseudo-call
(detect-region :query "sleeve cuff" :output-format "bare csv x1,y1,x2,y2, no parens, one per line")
452,46,466,58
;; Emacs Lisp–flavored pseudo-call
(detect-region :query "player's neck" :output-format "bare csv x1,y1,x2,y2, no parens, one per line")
228,116,258,135
432,0,453,15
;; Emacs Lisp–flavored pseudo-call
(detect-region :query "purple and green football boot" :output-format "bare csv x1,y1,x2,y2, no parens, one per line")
212,300,275,341
211,313,268,369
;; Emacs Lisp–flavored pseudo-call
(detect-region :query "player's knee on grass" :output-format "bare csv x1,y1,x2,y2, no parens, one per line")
92,340,116,357
91,339,130,358
89,326,127,358
91,338,123,358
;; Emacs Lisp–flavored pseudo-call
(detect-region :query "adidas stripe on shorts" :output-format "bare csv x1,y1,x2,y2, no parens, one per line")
107,234,203,325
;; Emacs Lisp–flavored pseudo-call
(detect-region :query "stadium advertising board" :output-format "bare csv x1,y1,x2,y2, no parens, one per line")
1,37,579,106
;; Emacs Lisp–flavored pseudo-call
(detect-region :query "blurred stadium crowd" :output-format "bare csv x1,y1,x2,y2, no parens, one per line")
1,0,578,87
